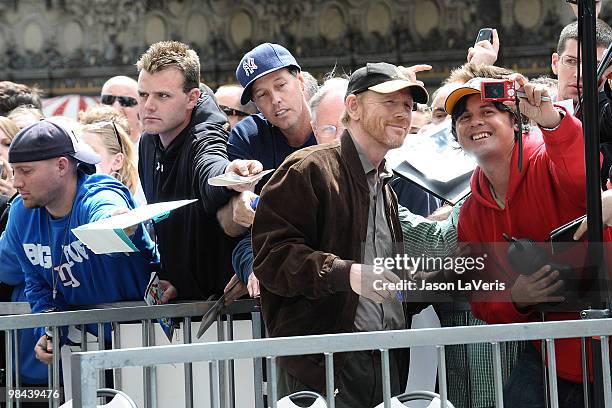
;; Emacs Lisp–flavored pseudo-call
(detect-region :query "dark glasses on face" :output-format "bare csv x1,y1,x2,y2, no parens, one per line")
101,94,138,108
220,105,249,117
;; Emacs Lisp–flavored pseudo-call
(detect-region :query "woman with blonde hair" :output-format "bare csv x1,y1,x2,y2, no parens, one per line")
0,116,19,195
81,119,140,198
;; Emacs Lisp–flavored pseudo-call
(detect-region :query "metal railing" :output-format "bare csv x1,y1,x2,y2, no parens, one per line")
70,317,612,408
0,299,262,408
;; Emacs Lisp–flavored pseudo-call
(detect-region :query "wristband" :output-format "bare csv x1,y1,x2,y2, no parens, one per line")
44,327,53,341
540,108,566,131
250,195,260,210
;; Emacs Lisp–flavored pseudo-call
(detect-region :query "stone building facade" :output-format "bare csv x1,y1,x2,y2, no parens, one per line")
0,0,601,96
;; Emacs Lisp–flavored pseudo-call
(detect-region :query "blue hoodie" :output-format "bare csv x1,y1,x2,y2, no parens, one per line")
1,173,157,381
0,227,46,384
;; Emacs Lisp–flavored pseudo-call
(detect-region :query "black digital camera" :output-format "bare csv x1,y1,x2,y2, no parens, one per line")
505,236,574,300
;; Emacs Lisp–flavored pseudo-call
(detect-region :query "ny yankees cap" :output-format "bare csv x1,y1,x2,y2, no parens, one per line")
236,43,301,105
9,119,100,174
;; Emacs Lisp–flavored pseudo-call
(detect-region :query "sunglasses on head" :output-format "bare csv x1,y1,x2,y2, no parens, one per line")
101,94,138,108
92,120,123,152
109,120,123,151
220,105,249,117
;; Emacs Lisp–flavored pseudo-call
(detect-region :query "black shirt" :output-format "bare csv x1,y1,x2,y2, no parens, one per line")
138,92,236,300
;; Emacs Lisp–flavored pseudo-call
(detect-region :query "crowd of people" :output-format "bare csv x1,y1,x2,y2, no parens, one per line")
0,3,612,407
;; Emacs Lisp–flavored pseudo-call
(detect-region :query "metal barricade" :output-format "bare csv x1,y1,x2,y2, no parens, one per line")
70,318,612,408
434,301,526,408
0,299,262,408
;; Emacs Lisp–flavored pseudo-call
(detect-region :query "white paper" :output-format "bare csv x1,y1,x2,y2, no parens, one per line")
71,228,136,254
405,306,440,408
72,199,197,254
208,169,275,187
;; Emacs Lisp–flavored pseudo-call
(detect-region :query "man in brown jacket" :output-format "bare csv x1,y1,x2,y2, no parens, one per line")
252,62,428,408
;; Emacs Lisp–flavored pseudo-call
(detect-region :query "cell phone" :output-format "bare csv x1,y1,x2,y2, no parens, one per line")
475,28,494,45
548,214,587,254
0,162,3,178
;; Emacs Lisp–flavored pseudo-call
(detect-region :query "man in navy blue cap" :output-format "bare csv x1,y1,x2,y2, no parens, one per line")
0,118,156,368
218,43,317,302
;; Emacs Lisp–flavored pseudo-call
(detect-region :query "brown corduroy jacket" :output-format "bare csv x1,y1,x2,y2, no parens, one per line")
252,131,424,391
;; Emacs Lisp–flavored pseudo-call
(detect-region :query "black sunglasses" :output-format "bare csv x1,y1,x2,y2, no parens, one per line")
220,105,249,117
101,94,138,108
110,120,123,152
94,120,123,152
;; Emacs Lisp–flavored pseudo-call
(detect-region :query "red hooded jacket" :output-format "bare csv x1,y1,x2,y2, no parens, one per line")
458,109,608,383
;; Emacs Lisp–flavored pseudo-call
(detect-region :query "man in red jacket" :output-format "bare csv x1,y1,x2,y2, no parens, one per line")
445,72,596,407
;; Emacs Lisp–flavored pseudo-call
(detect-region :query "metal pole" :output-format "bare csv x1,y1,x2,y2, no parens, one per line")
52,326,60,408
266,357,272,407
148,321,157,408
79,325,88,406
491,342,504,408
71,354,97,408
437,345,448,408
381,349,392,408
582,337,591,408
80,325,87,351
142,320,152,408
183,316,193,408
217,315,226,407
541,336,550,408
599,336,612,406
5,330,13,408
546,339,559,408
14,330,20,408
578,1,610,404
268,357,278,408
48,364,52,408
97,322,105,390
209,355,215,408
226,314,236,408
112,322,122,390
251,311,265,408
325,352,335,408
210,360,221,408
580,0,605,242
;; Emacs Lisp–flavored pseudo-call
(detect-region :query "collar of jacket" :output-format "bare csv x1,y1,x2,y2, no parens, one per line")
339,129,370,194
338,129,403,247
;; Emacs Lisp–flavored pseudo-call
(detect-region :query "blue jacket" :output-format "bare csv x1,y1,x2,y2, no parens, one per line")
228,114,316,282
1,218,48,384
2,173,157,337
